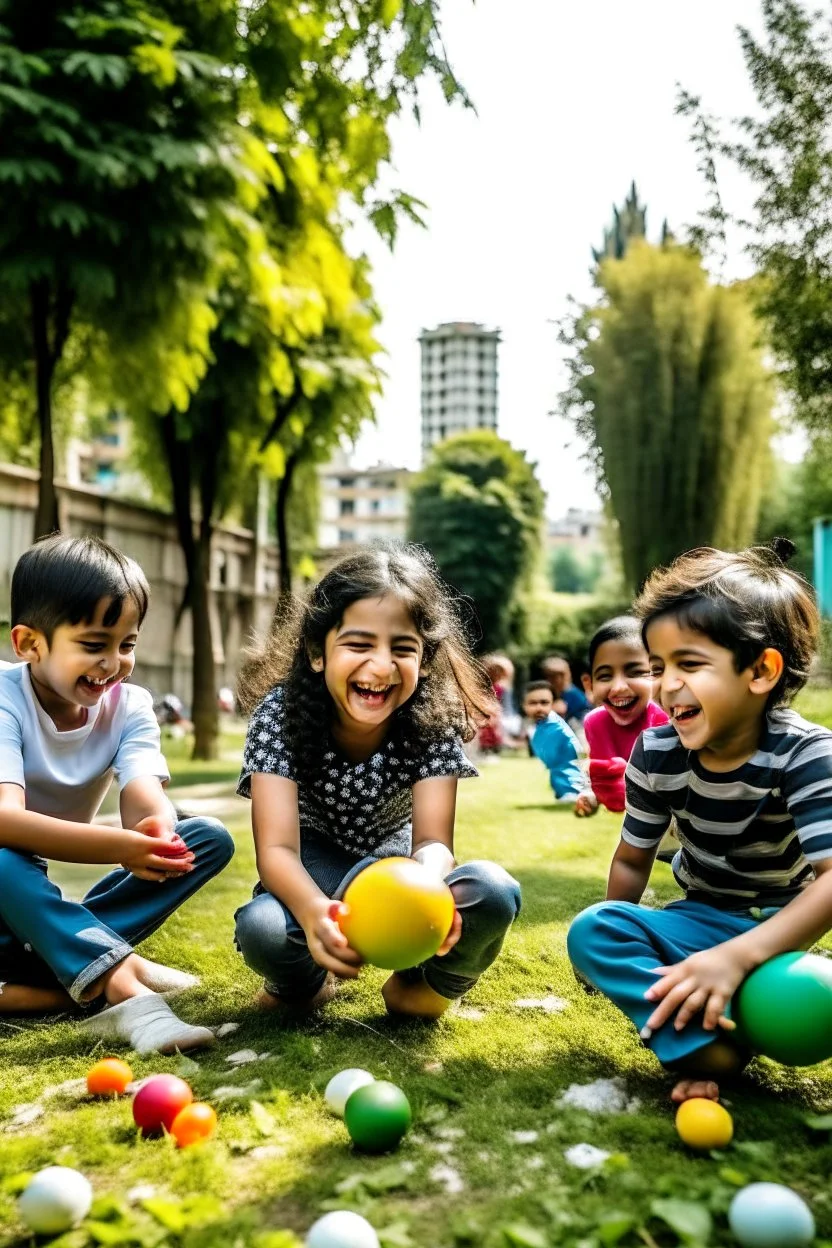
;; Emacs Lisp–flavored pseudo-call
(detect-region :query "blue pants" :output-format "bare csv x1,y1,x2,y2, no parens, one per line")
235,842,521,1003
0,817,234,1003
567,898,764,1066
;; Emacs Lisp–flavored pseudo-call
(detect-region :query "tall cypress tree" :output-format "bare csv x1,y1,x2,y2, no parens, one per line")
561,241,773,591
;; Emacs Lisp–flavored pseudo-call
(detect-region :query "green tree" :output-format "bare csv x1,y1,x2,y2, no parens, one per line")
120,0,460,758
0,1,247,539
560,241,774,592
592,181,647,264
407,431,545,652
679,0,832,430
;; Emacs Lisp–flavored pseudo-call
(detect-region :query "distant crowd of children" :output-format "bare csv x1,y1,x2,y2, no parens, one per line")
2,531,832,1114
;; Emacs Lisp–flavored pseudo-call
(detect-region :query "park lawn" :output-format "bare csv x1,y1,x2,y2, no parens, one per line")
1,736,832,1245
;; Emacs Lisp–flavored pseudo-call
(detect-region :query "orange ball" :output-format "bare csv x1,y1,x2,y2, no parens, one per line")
86,1058,134,1096
170,1102,218,1148
338,857,455,971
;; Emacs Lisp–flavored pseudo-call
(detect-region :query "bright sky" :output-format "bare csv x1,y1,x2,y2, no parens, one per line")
349,0,783,519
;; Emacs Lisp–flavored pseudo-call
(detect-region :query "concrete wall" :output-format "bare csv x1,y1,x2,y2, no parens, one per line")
0,464,280,708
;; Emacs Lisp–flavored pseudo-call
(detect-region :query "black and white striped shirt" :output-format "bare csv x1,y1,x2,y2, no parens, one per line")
623,709,832,906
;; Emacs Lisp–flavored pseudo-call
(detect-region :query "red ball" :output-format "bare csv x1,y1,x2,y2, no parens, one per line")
132,1075,193,1136
156,837,190,859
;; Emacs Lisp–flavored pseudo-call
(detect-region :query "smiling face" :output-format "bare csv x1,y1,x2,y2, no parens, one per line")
645,614,779,767
523,686,555,723
584,636,654,727
313,594,424,743
12,596,141,728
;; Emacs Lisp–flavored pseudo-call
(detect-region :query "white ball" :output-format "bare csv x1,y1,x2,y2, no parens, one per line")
324,1068,375,1117
307,1210,380,1248
18,1166,93,1234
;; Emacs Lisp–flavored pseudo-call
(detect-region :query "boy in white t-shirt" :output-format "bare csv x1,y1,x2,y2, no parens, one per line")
0,534,234,1053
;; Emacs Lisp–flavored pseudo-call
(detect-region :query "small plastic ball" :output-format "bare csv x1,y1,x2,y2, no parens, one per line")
132,1074,193,1136
170,1102,217,1147
18,1166,93,1235
86,1057,134,1096
344,1080,412,1153
734,951,832,1065
675,1098,734,1150
338,857,455,970
156,836,190,858
306,1210,380,1248
324,1069,375,1117
728,1182,815,1248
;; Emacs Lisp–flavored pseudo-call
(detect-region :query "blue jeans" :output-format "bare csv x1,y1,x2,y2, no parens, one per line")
567,898,766,1066
0,817,234,1003
235,837,521,1003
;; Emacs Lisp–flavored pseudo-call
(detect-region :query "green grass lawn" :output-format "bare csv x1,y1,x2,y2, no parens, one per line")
3,733,832,1247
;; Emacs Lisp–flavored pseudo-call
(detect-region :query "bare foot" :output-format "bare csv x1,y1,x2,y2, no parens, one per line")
667,1037,749,1106
254,974,338,1013
670,1078,720,1104
0,984,74,1014
382,972,451,1019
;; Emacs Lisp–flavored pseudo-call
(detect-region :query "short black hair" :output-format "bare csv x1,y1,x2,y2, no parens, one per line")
11,534,150,640
524,680,554,697
587,615,644,673
635,542,819,707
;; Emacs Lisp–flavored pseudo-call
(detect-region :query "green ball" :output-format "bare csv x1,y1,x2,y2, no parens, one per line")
734,951,832,1066
343,1080,412,1153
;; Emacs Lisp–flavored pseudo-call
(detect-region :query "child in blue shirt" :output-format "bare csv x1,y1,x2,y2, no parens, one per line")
522,681,592,806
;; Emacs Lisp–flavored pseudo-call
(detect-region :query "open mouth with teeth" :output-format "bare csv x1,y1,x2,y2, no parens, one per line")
78,674,120,695
670,705,700,726
351,681,396,708
606,695,638,715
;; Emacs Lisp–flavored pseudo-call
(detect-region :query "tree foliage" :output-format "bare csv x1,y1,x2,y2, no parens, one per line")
678,0,832,430
0,0,248,537
407,431,545,652
560,240,774,592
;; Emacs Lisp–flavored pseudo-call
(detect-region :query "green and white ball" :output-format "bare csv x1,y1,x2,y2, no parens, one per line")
18,1166,93,1234
323,1068,375,1117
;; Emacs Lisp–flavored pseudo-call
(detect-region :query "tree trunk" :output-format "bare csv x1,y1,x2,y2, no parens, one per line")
275,452,300,603
190,531,217,760
190,424,220,761
30,280,59,540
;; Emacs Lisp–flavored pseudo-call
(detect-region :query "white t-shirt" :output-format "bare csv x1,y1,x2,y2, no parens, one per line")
0,662,170,824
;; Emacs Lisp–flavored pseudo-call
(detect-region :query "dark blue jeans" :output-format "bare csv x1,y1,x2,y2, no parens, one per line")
234,835,521,1002
0,817,234,1002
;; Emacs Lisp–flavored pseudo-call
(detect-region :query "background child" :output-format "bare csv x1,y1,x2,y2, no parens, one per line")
476,655,509,760
234,545,521,1019
522,680,590,807
0,534,234,1052
575,616,668,816
568,541,832,1105
541,654,591,730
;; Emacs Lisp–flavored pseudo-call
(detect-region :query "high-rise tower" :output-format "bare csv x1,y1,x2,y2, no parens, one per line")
419,322,500,460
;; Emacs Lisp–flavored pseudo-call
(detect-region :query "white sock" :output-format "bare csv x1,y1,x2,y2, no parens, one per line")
137,960,201,996
81,993,215,1055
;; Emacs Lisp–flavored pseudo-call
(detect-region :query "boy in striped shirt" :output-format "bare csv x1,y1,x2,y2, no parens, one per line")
568,540,832,1105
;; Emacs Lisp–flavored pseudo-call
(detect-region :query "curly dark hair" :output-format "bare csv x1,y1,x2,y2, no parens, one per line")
237,544,495,774
634,539,819,707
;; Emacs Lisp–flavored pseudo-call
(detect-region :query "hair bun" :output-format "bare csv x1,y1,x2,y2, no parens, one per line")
770,536,796,564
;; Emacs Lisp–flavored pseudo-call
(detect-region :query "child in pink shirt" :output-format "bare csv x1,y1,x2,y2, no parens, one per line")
575,616,668,815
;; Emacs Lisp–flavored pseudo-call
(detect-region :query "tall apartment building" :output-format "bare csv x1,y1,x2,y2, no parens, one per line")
419,322,500,460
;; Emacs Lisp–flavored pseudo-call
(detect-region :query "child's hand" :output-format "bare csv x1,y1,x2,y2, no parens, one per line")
134,814,176,840
120,831,195,882
642,945,748,1035
435,908,462,956
574,793,599,818
301,898,363,979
